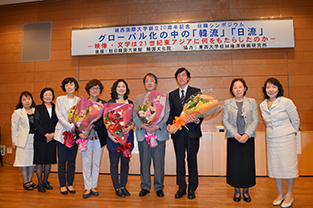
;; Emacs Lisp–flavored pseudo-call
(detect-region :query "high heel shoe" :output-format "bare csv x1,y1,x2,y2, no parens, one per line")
29,181,38,189
23,182,33,191
83,190,91,199
243,193,251,202
273,197,285,206
281,198,293,208
233,193,241,202
67,187,76,194
60,188,68,195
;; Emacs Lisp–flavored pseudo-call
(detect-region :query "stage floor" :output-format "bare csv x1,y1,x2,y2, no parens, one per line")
0,164,312,208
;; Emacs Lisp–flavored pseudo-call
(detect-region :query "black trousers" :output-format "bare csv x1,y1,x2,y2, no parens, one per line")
57,141,78,188
173,133,199,191
109,151,129,190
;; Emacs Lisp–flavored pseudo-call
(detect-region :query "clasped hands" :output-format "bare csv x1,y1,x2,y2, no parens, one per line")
45,133,55,143
141,123,159,135
234,133,249,143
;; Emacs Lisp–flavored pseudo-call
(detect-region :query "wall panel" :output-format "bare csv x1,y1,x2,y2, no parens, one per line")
0,0,312,175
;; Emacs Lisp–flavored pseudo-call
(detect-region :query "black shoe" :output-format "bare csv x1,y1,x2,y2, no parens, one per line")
60,189,68,195
139,189,150,197
44,181,53,190
175,189,186,198
156,190,164,197
83,190,91,199
233,193,241,202
121,188,130,196
91,189,99,196
30,181,38,189
243,194,251,202
188,190,196,199
116,189,126,197
23,182,33,191
67,187,76,194
37,183,46,193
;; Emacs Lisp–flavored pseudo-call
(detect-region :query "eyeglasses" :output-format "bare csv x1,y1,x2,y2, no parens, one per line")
91,86,100,90
145,81,155,84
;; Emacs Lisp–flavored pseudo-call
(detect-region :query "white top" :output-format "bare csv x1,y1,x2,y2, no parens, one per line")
260,97,300,138
179,85,188,99
54,95,80,144
47,107,52,118
11,107,35,148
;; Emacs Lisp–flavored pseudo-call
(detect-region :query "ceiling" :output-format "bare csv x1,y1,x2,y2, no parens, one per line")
0,0,43,6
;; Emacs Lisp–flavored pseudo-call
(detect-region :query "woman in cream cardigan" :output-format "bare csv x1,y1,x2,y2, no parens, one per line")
11,91,37,190
260,77,299,208
54,77,80,195
222,78,258,203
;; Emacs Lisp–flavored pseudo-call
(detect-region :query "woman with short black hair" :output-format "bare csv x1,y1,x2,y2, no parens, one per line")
260,77,300,208
34,88,58,192
223,78,258,203
54,77,80,195
77,79,108,199
11,91,37,190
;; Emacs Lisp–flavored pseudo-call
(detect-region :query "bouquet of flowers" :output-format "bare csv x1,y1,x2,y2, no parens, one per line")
137,90,167,148
103,103,133,158
67,96,104,151
168,92,222,134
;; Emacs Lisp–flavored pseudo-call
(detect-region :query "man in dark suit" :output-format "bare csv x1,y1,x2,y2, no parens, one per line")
167,68,202,200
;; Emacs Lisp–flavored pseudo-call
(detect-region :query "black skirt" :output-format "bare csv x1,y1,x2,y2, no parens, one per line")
226,137,256,188
33,138,57,164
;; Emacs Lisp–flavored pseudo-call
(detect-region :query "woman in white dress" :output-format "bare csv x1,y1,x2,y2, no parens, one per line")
260,77,300,208
11,91,37,190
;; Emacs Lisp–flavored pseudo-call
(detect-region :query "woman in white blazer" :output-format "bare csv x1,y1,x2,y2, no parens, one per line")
11,91,37,190
223,78,258,203
260,77,300,208
54,77,80,195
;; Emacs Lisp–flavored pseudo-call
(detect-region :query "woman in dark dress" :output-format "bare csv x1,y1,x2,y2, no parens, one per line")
222,78,258,202
107,79,134,197
34,88,58,192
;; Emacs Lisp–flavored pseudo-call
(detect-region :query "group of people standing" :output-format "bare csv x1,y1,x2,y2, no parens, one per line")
11,68,299,207
223,77,299,208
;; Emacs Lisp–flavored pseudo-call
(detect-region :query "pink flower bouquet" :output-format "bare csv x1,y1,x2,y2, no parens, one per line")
137,90,167,148
103,103,133,158
68,96,104,151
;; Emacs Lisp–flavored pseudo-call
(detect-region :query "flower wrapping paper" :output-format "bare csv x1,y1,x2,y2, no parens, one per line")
103,103,133,158
168,93,222,134
137,90,167,148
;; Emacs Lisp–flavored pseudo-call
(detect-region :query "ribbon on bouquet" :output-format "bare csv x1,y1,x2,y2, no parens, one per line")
116,142,132,159
63,131,75,148
144,132,158,148
76,138,88,152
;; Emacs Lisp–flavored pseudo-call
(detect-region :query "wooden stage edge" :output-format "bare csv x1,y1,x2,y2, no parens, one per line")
0,164,312,208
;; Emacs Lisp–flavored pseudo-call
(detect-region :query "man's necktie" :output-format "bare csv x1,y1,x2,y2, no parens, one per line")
180,89,185,105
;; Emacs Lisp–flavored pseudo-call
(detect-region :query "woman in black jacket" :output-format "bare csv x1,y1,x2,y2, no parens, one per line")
34,88,58,192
